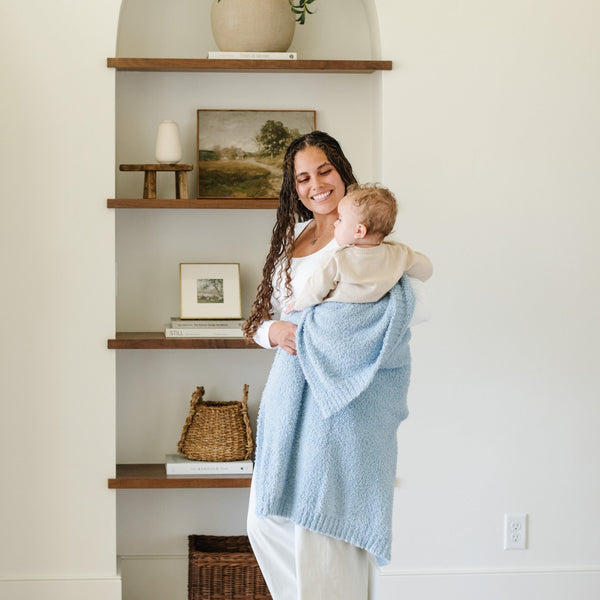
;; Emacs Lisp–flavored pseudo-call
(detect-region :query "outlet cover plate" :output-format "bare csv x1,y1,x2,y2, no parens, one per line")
504,513,527,550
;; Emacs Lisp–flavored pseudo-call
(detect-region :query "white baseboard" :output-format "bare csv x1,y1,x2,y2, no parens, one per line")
78,557,599,600
0,576,121,600
371,567,600,600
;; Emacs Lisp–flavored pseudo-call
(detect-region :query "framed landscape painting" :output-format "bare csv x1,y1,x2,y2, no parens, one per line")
196,109,316,199
179,263,242,319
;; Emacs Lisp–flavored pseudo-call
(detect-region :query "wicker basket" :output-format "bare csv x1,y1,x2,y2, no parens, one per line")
178,385,254,462
188,535,272,600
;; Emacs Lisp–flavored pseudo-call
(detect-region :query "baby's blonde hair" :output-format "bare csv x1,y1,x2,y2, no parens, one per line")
345,183,398,238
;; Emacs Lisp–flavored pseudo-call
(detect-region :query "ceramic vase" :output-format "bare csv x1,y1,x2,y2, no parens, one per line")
210,0,295,53
155,120,182,164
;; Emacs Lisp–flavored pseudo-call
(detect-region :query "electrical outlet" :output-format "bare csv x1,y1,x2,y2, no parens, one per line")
504,513,527,550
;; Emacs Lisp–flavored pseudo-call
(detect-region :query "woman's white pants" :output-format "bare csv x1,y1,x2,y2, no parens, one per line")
247,481,370,600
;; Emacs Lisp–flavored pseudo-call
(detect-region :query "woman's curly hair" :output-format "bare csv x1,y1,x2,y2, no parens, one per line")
242,131,357,338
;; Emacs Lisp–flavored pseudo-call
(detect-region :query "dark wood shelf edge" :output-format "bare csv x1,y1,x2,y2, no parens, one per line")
108,464,253,489
107,198,279,209
108,333,261,349
107,57,392,73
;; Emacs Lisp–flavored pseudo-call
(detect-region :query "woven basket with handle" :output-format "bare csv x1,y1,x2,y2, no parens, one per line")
177,384,254,461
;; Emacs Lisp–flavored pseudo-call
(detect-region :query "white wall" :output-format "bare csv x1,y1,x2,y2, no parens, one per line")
0,1,121,599
377,0,600,597
1,1,598,599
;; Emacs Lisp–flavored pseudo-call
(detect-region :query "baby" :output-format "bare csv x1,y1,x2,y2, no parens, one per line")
286,183,432,312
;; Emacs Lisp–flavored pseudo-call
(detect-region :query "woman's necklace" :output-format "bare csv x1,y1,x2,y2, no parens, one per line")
309,221,322,245
299,220,331,247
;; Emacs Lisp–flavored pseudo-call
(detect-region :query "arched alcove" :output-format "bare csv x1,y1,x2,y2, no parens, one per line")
112,3,387,598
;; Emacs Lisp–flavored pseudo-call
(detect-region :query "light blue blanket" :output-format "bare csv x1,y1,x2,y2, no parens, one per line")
253,275,415,564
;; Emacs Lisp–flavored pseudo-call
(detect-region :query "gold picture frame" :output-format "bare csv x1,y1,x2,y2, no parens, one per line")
179,263,242,319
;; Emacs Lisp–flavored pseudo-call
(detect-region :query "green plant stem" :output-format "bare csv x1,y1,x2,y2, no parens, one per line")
289,0,316,25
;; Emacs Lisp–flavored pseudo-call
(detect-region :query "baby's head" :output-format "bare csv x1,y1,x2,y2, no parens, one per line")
334,183,398,246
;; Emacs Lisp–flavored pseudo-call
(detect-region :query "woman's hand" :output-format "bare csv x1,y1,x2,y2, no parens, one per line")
268,320,298,355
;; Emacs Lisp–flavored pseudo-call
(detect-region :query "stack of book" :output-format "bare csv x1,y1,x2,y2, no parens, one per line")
165,453,253,477
164,317,245,338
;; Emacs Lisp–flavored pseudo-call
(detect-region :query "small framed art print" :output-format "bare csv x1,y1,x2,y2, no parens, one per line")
196,109,316,199
179,263,242,319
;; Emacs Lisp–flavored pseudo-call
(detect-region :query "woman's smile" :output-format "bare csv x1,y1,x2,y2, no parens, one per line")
312,190,332,202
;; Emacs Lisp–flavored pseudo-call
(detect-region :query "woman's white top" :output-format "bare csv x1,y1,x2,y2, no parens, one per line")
253,220,430,349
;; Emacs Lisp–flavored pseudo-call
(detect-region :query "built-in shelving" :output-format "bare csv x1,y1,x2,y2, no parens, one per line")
108,333,260,350
109,464,252,489
109,51,389,509
107,57,392,73
107,198,279,209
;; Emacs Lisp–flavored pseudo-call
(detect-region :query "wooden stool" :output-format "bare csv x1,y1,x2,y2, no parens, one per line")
120,163,193,199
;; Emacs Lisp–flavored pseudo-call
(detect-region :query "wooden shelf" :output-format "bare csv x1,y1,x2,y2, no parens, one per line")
108,57,392,73
108,198,279,209
108,332,261,349
108,464,253,489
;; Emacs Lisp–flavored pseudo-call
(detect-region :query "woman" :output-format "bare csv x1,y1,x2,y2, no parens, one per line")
243,130,357,352
244,131,426,599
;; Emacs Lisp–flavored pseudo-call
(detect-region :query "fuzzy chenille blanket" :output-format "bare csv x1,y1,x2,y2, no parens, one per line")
253,275,415,565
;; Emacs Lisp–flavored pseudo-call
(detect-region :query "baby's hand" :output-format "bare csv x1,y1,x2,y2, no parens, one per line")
283,302,297,314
